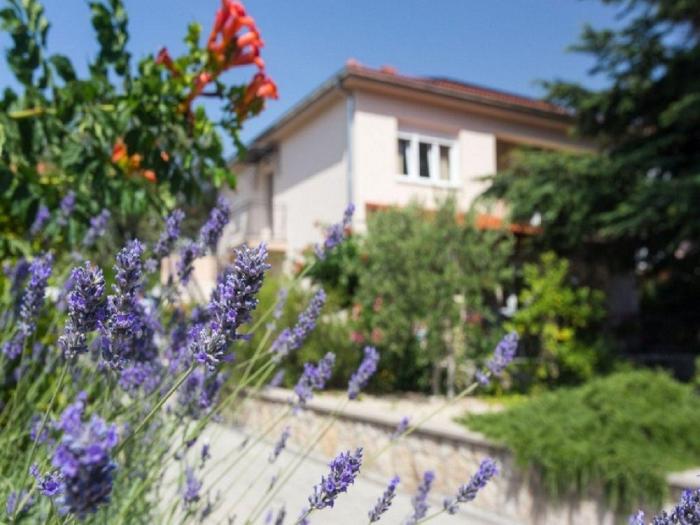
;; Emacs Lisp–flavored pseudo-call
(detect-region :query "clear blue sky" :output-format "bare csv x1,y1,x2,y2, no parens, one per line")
2,1,623,150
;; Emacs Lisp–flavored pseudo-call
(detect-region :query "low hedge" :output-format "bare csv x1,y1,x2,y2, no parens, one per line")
462,370,700,511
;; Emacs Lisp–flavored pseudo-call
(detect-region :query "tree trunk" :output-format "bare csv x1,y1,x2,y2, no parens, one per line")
446,349,456,399
431,364,441,397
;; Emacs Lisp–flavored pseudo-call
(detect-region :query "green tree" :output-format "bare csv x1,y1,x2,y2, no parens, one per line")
507,252,610,388
354,199,514,395
0,0,276,257
484,0,700,356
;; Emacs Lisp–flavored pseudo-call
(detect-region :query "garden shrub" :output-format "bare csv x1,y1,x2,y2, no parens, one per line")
463,370,700,511
506,252,613,389
352,199,514,395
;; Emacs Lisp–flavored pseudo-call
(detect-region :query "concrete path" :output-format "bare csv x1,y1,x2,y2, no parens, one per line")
167,423,520,525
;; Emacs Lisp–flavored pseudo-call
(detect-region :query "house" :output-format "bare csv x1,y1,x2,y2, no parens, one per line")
222,61,592,262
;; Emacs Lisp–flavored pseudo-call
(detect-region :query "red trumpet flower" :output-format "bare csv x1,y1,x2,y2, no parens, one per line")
237,72,278,118
155,47,180,76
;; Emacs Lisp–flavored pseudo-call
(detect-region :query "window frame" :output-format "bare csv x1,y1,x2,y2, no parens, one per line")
396,131,459,187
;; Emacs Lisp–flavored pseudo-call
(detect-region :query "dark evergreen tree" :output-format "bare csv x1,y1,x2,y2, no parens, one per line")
484,0,700,362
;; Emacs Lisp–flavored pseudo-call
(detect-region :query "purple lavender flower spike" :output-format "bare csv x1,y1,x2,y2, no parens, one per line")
30,465,62,497
673,488,700,523
274,288,288,320
209,244,270,340
29,416,51,445
294,352,336,406
315,203,355,260
628,511,645,525
118,361,163,394
269,427,290,463
151,209,185,264
101,241,161,391
84,209,111,247
4,253,53,359
2,333,24,360
182,466,202,507
4,258,31,308
177,240,202,284
273,506,286,525
477,332,519,385
199,196,231,253
443,458,498,515
297,507,309,525
177,367,225,419
5,490,33,517
405,471,435,525
348,346,379,399
268,370,285,388
369,476,400,522
308,448,363,510
101,240,145,366
391,416,410,441
176,198,231,283
58,262,105,359
18,253,53,337
189,324,229,371
49,392,118,518
30,204,50,237
58,191,76,226
267,287,288,330
191,244,269,370
271,289,326,360
200,442,211,467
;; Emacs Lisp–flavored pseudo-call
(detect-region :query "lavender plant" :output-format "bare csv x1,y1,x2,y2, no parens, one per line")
369,476,400,522
0,240,522,525
0,11,656,514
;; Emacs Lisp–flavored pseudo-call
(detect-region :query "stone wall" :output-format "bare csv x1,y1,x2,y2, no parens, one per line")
233,389,698,525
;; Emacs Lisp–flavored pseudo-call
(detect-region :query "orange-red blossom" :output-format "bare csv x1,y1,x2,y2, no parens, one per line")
111,139,157,183
237,71,278,118
155,47,180,76
163,0,277,117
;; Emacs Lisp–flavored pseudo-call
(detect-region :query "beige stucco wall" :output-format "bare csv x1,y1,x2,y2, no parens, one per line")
221,164,259,253
275,99,348,259
226,87,588,260
351,90,584,231
223,99,348,260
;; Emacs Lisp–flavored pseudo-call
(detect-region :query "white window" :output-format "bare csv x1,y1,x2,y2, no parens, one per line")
396,132,457,185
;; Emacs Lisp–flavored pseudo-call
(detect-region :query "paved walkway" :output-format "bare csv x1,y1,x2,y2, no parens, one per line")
166,422,519,525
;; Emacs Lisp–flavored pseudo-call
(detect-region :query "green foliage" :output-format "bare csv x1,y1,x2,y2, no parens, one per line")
483,0,700,360
463,370,700,511
304,233,360,308
0,0,264,258
542,0,700,276
243,276,360,391
353,199,514,394
507,252,611,388
484,150,628,266
0,259,173,523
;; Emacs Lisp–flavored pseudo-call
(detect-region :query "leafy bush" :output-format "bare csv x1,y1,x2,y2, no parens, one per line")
243,276,360,391
304,233,361,308
352,199,514,395
463,370,700,511
507,252,612,389
0,0,277,257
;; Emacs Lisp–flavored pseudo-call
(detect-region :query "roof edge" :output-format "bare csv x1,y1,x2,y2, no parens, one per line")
235,63,573,164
